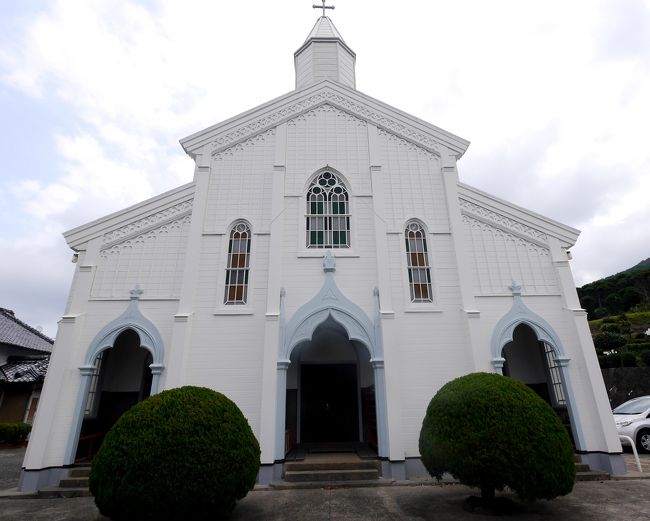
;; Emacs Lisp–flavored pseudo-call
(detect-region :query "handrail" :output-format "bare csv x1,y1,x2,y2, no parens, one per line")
619,435,643,473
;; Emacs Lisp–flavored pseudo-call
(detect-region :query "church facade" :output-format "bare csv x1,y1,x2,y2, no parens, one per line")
20,15,624,491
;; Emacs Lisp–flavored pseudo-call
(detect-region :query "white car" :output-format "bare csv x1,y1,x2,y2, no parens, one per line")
613,396,650,453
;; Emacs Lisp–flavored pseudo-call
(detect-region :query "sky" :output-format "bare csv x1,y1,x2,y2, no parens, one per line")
1,0,649,338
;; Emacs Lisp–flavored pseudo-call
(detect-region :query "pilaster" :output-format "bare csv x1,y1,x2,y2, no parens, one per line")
165,144,211,388
440,150,485,370
259,125,287,464
368,124,394,315
548,237,622,454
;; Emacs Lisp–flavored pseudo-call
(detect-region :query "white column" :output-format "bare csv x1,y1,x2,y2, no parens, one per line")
165,145,211,388
440,150,485,370
274,360,291,461
371,359,389,458
258,124,287,465
63,366,94,465
548,237,622,454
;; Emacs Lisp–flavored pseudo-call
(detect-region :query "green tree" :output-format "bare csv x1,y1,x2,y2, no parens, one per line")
593,332,626,352
90,386,260,521
419,373,574,505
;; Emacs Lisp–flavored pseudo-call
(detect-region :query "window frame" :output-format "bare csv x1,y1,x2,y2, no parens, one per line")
305,171,351,249
223,221,252,306
403,220,436,306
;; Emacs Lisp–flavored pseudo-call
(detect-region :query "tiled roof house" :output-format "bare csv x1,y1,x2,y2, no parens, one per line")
0,308,53,424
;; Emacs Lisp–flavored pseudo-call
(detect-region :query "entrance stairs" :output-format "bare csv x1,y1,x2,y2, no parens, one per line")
575,455,610,482
38,465,92,498
272,452,388,489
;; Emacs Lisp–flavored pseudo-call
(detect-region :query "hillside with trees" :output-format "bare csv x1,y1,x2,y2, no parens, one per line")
577,258,650,319
577,258,650,369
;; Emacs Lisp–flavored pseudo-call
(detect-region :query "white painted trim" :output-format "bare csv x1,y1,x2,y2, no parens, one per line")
213,308,255,315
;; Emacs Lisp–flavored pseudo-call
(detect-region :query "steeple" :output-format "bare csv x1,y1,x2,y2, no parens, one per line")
294,14,356,90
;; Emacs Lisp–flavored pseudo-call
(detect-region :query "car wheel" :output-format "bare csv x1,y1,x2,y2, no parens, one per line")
636,429,650,454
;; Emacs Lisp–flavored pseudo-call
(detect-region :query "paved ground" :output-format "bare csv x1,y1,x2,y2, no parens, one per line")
3,480,650,520
3,448,650,520
0,447,25,490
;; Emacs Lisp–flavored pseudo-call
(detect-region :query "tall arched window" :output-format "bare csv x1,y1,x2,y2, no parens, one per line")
224,221,251,305
306,171,350,248
405,221,432,302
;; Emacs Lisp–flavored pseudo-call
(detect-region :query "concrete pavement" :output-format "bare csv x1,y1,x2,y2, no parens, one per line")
2,480,650,520
4,447,650,520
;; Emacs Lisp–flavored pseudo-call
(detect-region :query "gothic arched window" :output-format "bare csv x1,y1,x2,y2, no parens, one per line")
405,221,433,303
224,221,251,305
306,171,350,248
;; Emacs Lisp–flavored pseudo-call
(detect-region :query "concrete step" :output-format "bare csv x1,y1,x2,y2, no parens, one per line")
59,477,89,488
271,478,395,490
284,468,380,482
68,466,91,478
575,463,591,473
284,460,380,472
37,486,93,498
576,471,610,482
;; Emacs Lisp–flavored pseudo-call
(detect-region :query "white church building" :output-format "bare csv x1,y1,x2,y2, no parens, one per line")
20,12,624,491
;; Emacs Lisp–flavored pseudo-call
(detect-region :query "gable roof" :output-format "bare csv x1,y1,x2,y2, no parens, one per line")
63,182,195,251
0,308,53,354
180,80,470,160
458,183,580,248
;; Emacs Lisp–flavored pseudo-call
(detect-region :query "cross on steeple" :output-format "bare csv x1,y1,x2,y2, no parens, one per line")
313,0,334,17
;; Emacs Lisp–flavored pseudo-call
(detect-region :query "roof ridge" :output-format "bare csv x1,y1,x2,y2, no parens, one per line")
0,308,54,344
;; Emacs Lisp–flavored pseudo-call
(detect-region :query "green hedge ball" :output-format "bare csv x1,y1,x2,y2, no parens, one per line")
89,386,260,520
419,372,575,502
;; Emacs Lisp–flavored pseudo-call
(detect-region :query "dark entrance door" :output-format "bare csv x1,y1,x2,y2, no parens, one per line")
301,364,358,443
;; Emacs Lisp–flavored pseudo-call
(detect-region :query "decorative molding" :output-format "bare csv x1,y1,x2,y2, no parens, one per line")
462,214,550,256
101,200,193,246
322,251,336,272
209,91,443,156
377,128,436,160
213,128,276,160
460,198,548,244
282,275,378,360
84,288,165,367
490,290,566,362
100,215,191,257
287,104,366,127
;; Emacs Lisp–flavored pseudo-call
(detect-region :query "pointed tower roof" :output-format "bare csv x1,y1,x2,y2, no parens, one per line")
304,15,345,41
294,15,356,90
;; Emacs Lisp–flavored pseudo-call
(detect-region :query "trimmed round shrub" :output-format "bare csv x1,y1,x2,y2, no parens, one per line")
89,386,260,520
419,373,575,502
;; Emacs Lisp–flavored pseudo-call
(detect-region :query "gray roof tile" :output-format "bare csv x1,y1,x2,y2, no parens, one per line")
0,308,54,353
0,357,49,383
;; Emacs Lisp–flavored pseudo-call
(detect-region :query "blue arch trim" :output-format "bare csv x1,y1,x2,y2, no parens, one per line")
275,259,389,459
85,292,165,366
491,292,566,361
282,270,378,360
65,290,165,464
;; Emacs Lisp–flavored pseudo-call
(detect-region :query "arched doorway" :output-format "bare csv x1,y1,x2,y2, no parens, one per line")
285,318,377,451
74,329,152,462
491,285,586,451
502,324,572,440
63,290,165,465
